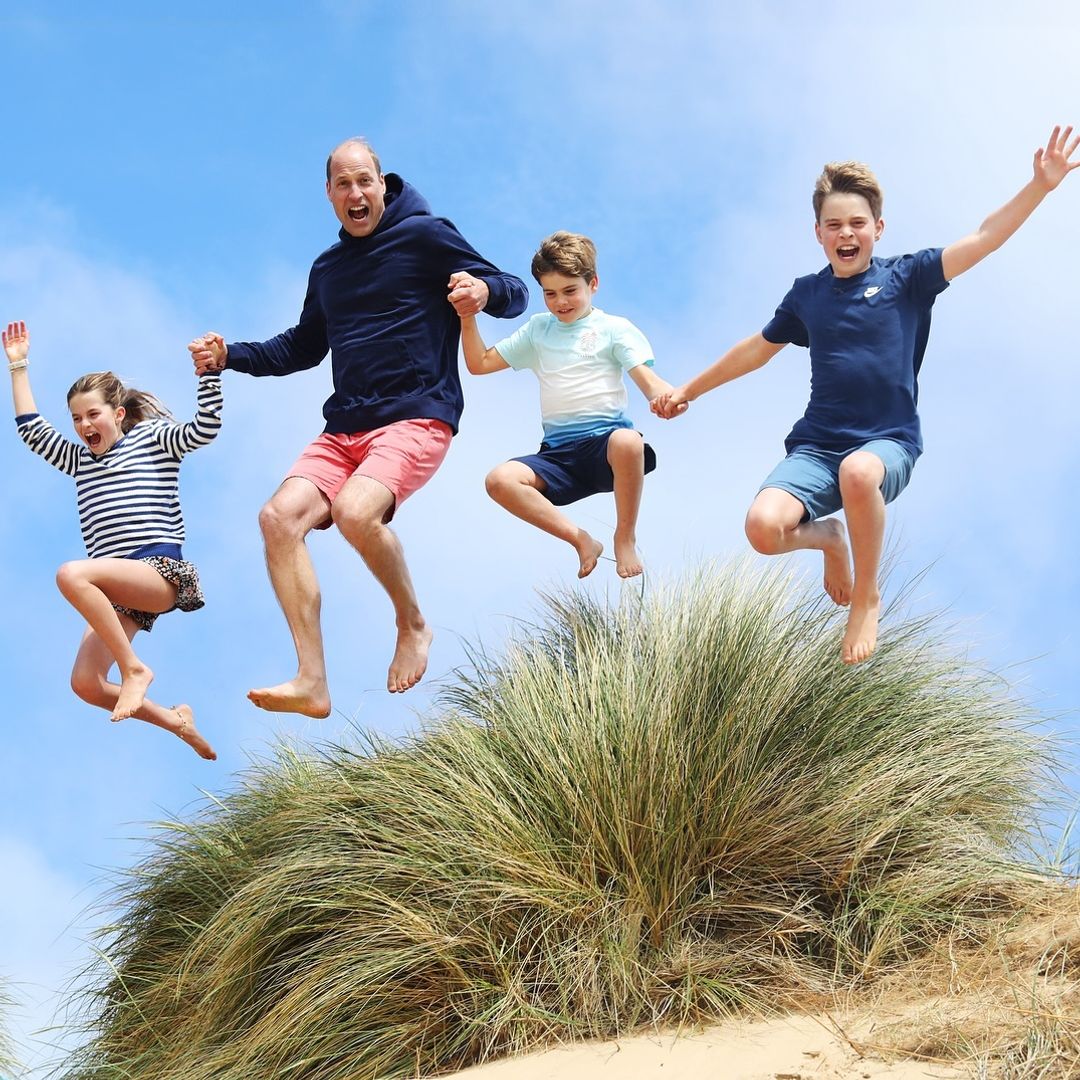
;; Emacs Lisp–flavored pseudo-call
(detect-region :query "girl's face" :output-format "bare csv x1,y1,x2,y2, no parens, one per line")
69,390,125,455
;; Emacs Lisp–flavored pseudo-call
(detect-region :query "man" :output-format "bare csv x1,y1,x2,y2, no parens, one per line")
190,137,528,715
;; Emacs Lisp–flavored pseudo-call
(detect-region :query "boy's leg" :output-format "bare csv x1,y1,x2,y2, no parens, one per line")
837,450,888,665
607,429,646,579
486,461,604,579
70,623,216,760
744,489,853,606
55,558,178,721
251,476,335,718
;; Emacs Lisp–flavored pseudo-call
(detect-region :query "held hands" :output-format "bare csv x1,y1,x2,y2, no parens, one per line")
1033,125,1080,192
3,321,29,369
650,387,691,420
188,332,227,375
447,272,489,317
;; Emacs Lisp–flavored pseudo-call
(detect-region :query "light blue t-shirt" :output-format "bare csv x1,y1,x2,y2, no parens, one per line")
494,308,655,447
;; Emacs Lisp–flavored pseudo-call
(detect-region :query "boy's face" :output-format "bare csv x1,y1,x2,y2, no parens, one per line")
539,271,598,323
815,193,884,277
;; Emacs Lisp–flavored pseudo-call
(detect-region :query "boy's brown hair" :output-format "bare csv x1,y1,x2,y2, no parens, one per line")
530,231,598,284
813,162,884,222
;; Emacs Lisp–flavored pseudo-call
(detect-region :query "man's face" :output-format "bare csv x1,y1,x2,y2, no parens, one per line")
815,192,883,277
326,146,387,237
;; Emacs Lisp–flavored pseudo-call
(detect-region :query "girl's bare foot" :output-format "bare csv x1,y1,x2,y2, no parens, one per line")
820,518,853,606
112,663,154,721
247,678,331,718
171,705,217,761
574,532,604,578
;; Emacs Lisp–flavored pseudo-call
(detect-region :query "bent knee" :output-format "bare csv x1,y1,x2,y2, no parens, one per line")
70,667,108,706
259,497,310,542
330,499,384,543
55,561,85,595
607,429,644,459
744,509,787,555
485,464,527,500
838,452,885,494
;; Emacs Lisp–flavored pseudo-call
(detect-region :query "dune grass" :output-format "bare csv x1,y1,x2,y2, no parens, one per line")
60,562,1057,1079
1,981,19,1078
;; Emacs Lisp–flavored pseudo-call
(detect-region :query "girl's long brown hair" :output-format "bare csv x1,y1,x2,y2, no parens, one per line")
66,372,173,434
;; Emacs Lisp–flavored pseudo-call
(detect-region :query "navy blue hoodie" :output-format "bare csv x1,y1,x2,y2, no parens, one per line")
225,175,528,434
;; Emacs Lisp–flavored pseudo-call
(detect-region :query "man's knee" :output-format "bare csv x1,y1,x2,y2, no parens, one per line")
330,497,384,546
259,494,311,544
838,452,885,496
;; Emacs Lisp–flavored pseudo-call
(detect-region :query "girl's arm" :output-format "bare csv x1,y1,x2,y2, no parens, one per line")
4,321,37,416
156,373,224,457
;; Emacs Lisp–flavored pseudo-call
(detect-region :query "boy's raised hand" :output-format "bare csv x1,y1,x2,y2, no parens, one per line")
3,320,29,364
1033,125,1080,191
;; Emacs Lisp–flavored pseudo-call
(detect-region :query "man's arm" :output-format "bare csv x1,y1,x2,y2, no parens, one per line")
459,315,510,375
942,124,1078,282
651,333,786,419
428,219,529,319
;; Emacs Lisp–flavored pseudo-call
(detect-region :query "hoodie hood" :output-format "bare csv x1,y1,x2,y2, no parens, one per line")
337,173,431,245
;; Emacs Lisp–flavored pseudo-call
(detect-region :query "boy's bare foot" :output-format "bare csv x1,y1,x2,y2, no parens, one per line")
613,532,644,578
171,705,217,761
842,598,881,665
821,518,853,606
388,623,433,693
112,664,154,721
575,532,604,578
248,678,332,718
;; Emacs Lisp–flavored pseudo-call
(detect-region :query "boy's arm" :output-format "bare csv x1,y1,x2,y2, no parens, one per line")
651,333,786,419
941,124,1078,282
627,363,675,404
459,314,510,375
4,320,38,416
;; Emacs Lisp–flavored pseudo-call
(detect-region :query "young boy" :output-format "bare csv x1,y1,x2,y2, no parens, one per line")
460,231,676,579
653,125,1078,664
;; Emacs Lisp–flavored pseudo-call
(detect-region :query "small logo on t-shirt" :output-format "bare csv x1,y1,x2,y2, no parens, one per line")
577,329,600,356
863,286,882,298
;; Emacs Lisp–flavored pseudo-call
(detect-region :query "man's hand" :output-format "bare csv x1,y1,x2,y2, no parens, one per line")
447,272,490,317
651,387,690,420
1033,124,1080,192
3,321,29,365
188,332,227,375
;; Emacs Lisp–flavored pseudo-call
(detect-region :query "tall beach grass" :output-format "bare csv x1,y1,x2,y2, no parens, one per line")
60,563,1057,1079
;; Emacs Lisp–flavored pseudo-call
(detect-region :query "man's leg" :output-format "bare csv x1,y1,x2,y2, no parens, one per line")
486,461,603,578
607,429,646,579
331,475,433,693
837,450,888,665
744,489,853,606
249,477,334,717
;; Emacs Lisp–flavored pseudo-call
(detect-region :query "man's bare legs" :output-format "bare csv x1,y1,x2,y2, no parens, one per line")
249,477,333,717
70,621,216,759
608,429,646,578
836,451,887,665
745,488,854,606
331,475,432,693
55,558,178,720
485,462,604,578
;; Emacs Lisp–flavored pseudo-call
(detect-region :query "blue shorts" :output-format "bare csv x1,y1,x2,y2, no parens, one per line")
759,439,916,522
512,429,657,507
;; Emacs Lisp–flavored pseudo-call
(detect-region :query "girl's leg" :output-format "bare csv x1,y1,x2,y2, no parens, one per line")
56,558,178,720
485,461,603,578
70,622,216,760
607,429,646,579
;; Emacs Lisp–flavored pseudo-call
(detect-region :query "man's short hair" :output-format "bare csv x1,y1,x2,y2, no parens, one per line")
813,162,883,221
326,137,382,181
530,231,598,283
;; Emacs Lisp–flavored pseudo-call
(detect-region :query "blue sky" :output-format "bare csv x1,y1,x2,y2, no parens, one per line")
1,1,1078,1073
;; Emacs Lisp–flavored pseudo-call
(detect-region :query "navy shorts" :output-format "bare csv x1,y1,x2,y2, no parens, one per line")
759,439,917,522
512,429,657,507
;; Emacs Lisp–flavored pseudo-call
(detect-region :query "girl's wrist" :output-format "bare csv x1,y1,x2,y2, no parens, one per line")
8,359,29,371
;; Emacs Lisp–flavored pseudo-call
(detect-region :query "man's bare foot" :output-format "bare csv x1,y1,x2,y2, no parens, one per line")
171,705,217,761
247,678,331,718
842,598,881,665
613,531,643,579
112,664,154,721
574,532,604,579
821,518,853,606
388,623,433,693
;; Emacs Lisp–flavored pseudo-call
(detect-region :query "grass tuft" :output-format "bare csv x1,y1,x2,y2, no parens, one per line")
59,563,1057,1079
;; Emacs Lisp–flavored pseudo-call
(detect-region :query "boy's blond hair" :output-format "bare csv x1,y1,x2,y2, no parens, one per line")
813,162,883,222
530,231,598,284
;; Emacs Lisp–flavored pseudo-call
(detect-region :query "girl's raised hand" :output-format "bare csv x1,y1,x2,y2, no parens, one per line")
3,320,29,365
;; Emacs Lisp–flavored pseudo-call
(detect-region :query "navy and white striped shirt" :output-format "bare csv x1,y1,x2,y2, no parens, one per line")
16,375,223,559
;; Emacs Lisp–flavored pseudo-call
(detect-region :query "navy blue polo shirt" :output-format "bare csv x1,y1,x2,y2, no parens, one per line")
762,248,949,459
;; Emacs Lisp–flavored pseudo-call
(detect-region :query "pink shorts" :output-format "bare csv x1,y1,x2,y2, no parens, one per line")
287,418,452,527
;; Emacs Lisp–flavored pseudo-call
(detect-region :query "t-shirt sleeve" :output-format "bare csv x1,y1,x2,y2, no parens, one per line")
493,317,539,371
902,248,950,302
610,318,655,371
762,285,809,347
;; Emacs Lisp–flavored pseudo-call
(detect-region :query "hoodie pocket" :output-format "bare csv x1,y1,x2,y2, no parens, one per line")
336,340,421,406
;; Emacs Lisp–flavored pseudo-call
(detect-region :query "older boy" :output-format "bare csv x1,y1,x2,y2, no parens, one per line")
653,125,1078,664
460,231,675,579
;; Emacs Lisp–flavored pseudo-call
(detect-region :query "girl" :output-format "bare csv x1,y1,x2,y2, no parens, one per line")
5,320,220,760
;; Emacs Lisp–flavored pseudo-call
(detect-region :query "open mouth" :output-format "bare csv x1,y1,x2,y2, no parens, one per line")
347,205,369,223
86,432,102,451
837,245,859,259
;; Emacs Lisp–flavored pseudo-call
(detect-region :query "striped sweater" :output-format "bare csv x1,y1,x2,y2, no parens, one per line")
15,375,223,559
